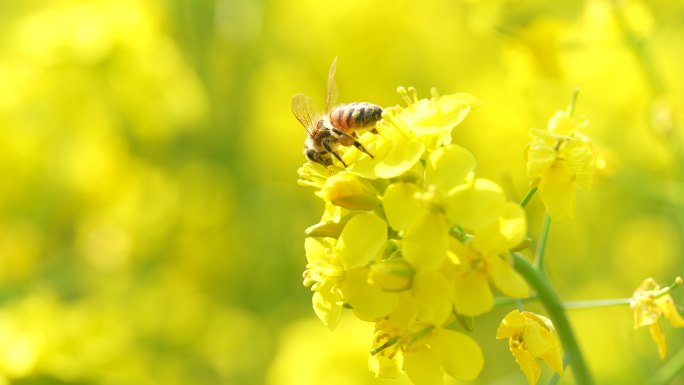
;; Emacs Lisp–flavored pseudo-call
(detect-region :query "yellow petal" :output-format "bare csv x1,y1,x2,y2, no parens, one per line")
413,271,453,325
343,267,398,321
538,163,575,221
565,145,594,189
312,290,342,330
403,346,444,385
389,292,419,330
473,202,527,254
375,139,426,179
526,137,556,180
425,145,476,193
650,322,668,360
304,237,329,264
658,297,684,328
496,310,526,339
489,255,530,298
511,345,541,385
403,211,448,272
369,350,402,378
429,328,484,380
383,182,423,232
633,301,660,328
453,270,493,316
336,212,387,269
446,178,505,230
522,321,552,357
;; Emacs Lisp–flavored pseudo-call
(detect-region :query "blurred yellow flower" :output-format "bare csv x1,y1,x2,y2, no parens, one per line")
630,277,684,359
496,310,563,385
526,110,596,220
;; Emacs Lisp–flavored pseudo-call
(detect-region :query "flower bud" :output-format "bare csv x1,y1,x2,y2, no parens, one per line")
368,259,414,292
316,173,380,211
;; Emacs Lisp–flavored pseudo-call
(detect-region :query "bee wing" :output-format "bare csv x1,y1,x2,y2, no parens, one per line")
325,57,338,113
291,93,316,136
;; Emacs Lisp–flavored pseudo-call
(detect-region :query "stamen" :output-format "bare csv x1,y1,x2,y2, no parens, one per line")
408,86,418,103
396,86,412,106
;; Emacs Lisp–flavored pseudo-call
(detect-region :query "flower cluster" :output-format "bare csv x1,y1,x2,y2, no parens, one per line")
298,88,558,384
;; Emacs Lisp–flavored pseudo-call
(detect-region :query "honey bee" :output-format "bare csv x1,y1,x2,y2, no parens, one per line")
292,58,383,167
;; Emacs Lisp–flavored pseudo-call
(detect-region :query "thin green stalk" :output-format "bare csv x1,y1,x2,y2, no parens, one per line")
563,298,632,309
512,252,595,385
534,214,552,271
520,186,538,208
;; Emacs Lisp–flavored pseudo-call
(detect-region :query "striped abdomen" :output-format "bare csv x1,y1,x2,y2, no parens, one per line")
329,102,383,132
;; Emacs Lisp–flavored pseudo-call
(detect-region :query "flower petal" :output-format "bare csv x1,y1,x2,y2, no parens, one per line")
343,267,398,321
312,290,342,330
425,145,476,193
452,270,493,316
304,237,329,264
403,346,444,385
336,212,387,269
383,182,423,232
413,271,452,325
496,310,527,339
446,179,505,230
403,211,448,271
489,254,530,298
526,136,556,180
565,144,594,189
539,163,576,220
429,328,484,381
374,139,425,179
650,322,668,360
511,346,541,385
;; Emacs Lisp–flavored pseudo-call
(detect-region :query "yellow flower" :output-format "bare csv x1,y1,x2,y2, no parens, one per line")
450,200,530,316
346,89,478,179
496,310,563,385
370,298,484,384
630,277,684,359
303,212,394,329
526,110,595,220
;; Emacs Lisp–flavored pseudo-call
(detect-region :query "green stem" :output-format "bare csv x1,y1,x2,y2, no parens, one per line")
563,298,632,309
520,186,538,208
534,214,552,271
512,252,595,385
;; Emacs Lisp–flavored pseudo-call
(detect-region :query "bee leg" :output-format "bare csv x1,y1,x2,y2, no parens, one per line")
352,140,374,159
332,129,375,160
322,142,348,168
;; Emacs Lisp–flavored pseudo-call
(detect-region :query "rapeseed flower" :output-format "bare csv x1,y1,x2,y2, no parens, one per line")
631,277,684,359
496,310,563,385
370,297,484,383
526,110,596,220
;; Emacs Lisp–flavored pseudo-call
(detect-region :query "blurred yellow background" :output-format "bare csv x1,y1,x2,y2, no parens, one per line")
0,0,682,384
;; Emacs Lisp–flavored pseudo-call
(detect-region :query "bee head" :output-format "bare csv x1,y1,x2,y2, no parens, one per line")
305,148,333,166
